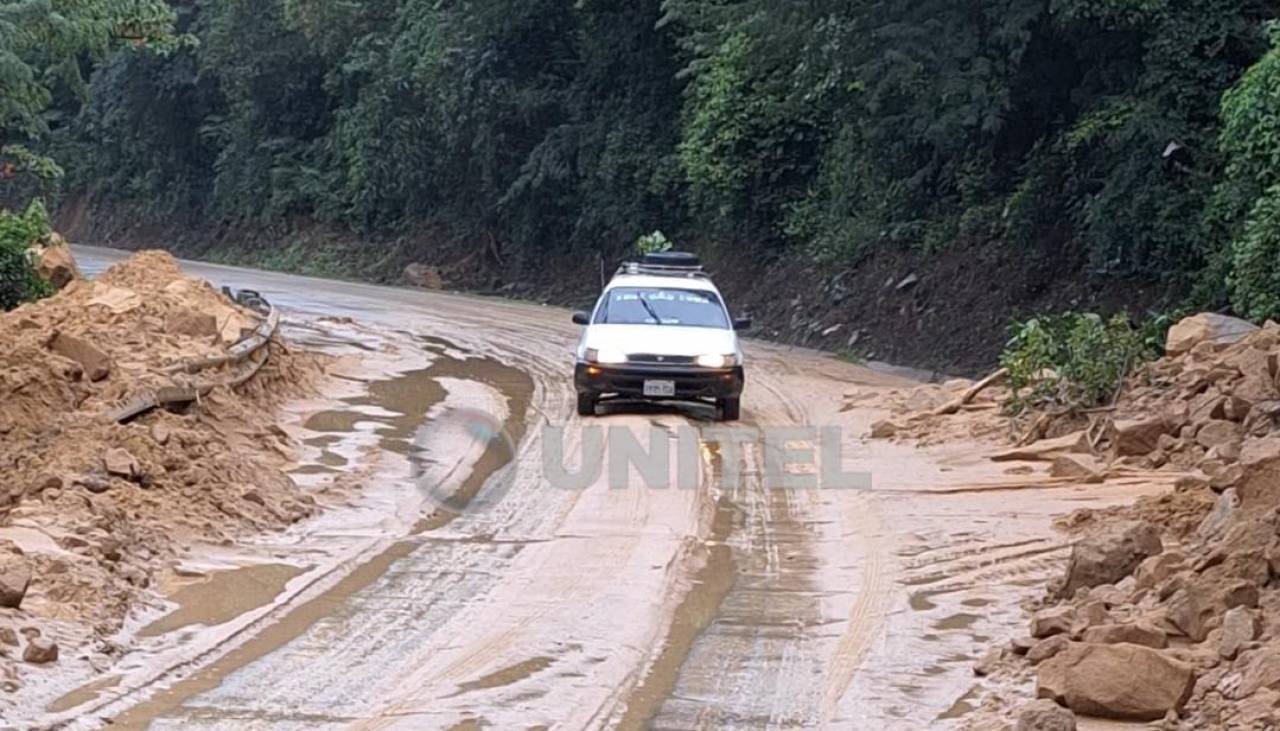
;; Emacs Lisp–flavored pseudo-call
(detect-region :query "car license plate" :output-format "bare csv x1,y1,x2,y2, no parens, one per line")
644,380,676,397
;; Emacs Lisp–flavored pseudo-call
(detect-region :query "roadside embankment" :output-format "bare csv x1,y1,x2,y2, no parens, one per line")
871,314,1280,729
0,248,326,710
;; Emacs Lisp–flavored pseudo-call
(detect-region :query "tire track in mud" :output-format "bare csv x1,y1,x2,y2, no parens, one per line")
613,366,893,730
94,344,537,730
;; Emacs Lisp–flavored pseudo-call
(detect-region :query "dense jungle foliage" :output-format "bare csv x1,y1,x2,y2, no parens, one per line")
5,0,1280,323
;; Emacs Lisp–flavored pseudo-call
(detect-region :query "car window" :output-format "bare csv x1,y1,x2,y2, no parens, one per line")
595,288,730,329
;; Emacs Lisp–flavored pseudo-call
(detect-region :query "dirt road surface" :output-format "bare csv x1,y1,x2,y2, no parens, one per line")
37,248,1161,731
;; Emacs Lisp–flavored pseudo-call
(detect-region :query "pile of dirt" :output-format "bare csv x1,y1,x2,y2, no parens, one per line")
0,249,325,704
898,313,1280,728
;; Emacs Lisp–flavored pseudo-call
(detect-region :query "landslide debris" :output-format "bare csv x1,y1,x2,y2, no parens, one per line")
884,314,1280,728
0,249,325,708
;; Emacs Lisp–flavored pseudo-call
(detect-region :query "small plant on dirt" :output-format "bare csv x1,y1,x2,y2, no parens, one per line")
1000,312,1154,415
636,230,674,255
0,200,53,311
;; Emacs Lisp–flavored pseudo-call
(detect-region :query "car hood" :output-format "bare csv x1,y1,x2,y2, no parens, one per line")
580,325,740,358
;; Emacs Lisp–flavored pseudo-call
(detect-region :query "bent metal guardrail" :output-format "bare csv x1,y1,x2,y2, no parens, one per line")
105,292,281,424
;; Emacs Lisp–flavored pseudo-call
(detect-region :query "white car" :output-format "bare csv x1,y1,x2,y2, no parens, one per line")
572,252,750,421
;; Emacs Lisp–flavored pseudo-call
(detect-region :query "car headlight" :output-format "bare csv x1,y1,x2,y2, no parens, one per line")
585,348,628,365
695,353,739,369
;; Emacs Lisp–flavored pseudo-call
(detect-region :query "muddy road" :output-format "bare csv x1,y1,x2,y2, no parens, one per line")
40,248,1161,731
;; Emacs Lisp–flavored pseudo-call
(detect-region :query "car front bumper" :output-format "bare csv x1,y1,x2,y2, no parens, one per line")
575,362,744,400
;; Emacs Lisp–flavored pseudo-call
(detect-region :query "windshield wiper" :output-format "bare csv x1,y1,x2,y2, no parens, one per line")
638,294,664,325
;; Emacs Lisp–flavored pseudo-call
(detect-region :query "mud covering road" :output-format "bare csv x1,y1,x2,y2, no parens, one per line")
41,247,1163,731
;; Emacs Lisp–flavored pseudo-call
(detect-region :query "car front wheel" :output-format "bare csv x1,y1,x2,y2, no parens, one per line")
577,391,598,417
718,397,740,422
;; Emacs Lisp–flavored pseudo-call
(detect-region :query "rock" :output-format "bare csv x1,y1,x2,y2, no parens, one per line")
103,448,140,480
150,423,172,446
1036,642,1195,721
165,308,218,338
1165,313,1258,356
34,241,81,290
1233,374,1278,411
1135,552,1187,592
48,332,111,382
1112,418,1171,457
1032,606,1077,639
1015,699,1076,731
1011,635,1036,655
1234,646,1280,699
1196,420,1244,451
974,647,1004,676
1028,635,1072,664
0,627,16,646
1238,436,1280,510
869,420,900,439
1218,607,1258,660
403,263,443,290
1234,688,1280,727
1189,392,1227,425
1050,455,1104,483
895,273,919,290
1166,588,1211,642
1082,622,1168,649
0,557,31,609
1195,488,1240,543
75,474,111,494
1061,521,1162,598
22,637,57,664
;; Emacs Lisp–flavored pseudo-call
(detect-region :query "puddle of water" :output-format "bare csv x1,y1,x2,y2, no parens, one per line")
933,612,981,631
139,563,306,638
936,684,982,721
46,674,121,713
451,656,554,696
110,351,536,729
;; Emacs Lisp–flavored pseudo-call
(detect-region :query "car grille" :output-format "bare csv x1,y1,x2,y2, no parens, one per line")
627,353,697,365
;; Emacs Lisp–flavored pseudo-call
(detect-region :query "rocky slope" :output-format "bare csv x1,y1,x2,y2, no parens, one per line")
875,313,1280,729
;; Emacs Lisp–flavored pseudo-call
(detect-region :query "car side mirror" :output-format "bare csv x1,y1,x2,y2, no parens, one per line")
733,316,753,332
572,310,591,326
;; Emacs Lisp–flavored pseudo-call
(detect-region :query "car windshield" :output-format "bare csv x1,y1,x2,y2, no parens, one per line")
595,287,730,329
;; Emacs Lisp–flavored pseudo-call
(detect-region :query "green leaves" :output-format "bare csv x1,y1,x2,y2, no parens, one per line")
1000,312,1154,414
0,199,53,311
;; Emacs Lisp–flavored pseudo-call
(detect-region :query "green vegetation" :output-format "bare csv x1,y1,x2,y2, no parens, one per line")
0,200,53,310
4,1,1280,329
1000,313,1157,414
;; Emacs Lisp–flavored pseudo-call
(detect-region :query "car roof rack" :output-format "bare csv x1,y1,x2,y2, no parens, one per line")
615,251,710,280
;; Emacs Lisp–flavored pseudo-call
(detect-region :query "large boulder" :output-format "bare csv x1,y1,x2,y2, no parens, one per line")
1061,521,1162,598
403,263,443,290
1082,622,1168,649
1219,607,1258,660
165,308,219,338
1238,436,1280,510
1111,418,1171,457
33,238,81,290
0,556,31,609
1015,699,1076,731
1165,313,1258,356
23,637,58,664
1036,643,1195,721
48,332,111,382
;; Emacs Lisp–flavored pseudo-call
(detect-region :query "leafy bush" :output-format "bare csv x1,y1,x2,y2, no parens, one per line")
636,230,674,255
0,200,54,311
1000,312,1154,414
1229,184,1280,321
